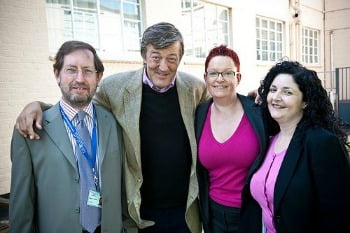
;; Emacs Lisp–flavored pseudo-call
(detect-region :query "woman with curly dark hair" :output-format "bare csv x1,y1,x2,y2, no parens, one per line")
239,60,350,233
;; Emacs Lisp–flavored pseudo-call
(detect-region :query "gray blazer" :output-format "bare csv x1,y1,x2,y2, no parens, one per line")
93,68,208,233
10,103,124,233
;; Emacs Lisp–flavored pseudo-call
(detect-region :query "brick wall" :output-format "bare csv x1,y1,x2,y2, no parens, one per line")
0,0,60,194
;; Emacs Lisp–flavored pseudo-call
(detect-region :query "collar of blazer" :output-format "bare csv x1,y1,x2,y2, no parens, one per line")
272,126,304,211
43,103,112,173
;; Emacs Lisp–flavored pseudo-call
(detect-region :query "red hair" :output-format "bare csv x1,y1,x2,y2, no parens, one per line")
204,45,240,72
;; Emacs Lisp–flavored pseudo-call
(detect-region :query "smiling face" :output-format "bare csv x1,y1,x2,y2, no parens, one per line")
267,74,306,125
143,42,181,89
55,49,102,109
204,55,240,100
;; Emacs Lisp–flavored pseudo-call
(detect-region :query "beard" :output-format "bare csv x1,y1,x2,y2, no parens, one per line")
60,82,96,109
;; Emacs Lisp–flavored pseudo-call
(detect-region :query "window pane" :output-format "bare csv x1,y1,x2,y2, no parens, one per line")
262,30,268,40
181,1,230,58
218,9,228,21
270,52,275,61
256,50,261,60
276,53,282,60
123,2,140,20
262,20,267,28
262,41,268,50
277,42,282,51
100,0,120,11
277,33,282,41
262,51,268,61
276,23,282,31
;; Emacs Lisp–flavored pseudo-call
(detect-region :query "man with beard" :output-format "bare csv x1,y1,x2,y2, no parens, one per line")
9,40,124,233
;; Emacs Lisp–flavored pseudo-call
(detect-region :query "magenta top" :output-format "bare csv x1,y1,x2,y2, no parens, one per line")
250,134,287,233
198,105,260,207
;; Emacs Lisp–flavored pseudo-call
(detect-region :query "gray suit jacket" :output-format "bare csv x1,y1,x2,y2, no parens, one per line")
93,68,208,233
10,103,124,233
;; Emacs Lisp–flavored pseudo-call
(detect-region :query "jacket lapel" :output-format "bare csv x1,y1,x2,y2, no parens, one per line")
95,105,111,165
120,69,143,167
274,128,304,211
176,74,196,141
239,95,268,159
194,99,212,141
43,103,77,172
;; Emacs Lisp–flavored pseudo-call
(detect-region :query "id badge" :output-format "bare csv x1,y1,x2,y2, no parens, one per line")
87,190,102,208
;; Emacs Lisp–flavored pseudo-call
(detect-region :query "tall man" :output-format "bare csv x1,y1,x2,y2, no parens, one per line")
10,41,124,233
15,22,209,233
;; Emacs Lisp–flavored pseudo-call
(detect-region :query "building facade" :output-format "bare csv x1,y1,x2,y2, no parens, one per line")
0,0,349,194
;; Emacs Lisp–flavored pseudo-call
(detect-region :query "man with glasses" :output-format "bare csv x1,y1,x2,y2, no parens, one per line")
15,22,209,233
10,40,124,233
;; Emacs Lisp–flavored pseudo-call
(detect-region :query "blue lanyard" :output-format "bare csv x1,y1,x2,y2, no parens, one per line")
59,105,98,173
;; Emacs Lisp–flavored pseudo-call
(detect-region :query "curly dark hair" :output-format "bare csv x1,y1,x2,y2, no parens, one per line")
258,60,349,147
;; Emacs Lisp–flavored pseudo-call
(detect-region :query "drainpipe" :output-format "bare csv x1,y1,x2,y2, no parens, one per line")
330,30,336,110
330,30,334,79
323,0,326,75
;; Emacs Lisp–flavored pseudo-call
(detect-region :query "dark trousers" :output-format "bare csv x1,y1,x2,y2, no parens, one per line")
210,199,240,233
83,225,101,233
139,205,190,233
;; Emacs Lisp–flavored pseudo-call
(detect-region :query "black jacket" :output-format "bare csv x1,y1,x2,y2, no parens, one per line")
239,125,350,233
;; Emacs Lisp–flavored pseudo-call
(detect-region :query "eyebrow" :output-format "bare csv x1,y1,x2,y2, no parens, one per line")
150,50,178,57
271,85,295,90
65,65,94,68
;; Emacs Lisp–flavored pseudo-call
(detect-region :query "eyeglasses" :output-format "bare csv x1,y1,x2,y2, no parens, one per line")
206,71,238,80
63,66,97,77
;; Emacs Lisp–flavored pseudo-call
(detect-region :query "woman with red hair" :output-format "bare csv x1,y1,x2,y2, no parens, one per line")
195,45,267,233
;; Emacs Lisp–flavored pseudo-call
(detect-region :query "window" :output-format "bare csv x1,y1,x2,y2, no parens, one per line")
181,0,230,58
46,0,143,59
302,27,319,65
256,16,284,62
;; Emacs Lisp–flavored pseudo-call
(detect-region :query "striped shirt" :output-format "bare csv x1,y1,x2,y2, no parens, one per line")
59,99,95,154
59,99,100,180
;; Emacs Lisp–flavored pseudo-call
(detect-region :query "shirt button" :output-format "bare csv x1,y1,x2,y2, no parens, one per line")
75,207,80,213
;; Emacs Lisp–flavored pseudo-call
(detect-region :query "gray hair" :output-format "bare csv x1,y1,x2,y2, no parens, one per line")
140,22,184,60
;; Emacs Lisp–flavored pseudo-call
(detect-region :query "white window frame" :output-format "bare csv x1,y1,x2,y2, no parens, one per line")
181,0,231,59
46,0,143,60
302,27,320,65
256,16,284,63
